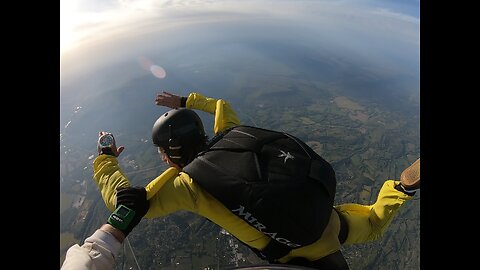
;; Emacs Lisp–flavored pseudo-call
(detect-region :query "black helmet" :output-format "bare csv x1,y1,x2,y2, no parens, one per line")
152,108,207,167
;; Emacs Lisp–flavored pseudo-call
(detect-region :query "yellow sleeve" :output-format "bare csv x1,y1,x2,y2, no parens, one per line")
93,155,269,250
92,155,131,212
185,92,241,134
93,155,198,218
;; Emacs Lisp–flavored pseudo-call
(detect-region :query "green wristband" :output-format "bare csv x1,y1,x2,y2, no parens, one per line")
108,205,136,231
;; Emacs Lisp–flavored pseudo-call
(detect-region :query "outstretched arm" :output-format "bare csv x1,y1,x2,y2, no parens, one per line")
155,91,241,134
93,132,130,212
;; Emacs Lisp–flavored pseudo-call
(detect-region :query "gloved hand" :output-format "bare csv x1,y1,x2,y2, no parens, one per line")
107,186,150,237
97,131,125,157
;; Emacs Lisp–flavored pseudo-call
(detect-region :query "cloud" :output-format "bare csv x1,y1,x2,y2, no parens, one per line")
372,7,419,24
60,0,419,87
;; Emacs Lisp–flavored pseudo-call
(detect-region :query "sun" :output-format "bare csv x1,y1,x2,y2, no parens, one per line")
60,0,158,55
60,0,82,54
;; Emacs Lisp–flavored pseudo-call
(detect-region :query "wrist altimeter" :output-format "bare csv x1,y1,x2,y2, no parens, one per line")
98,133,115,155
108,205,136,231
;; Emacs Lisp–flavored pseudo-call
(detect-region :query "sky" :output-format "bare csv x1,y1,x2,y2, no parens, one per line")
60,0,419,54
60,0,419,91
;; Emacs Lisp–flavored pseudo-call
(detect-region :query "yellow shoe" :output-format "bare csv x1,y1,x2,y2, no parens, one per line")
400,158,420,190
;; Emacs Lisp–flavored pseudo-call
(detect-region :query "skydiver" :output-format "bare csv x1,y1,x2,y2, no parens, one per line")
87,91,420,269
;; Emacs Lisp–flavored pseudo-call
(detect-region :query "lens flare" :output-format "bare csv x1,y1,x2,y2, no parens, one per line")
150,65,166,79
138,56,166,79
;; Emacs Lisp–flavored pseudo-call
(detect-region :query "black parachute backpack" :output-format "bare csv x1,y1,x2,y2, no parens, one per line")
182,125,336,262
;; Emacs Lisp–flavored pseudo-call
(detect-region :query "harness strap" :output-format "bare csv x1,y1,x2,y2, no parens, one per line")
309,159,335,198
255,240,293,263
286,250,350,270
334,208,349,245
210,127,285,153
257,208,349,262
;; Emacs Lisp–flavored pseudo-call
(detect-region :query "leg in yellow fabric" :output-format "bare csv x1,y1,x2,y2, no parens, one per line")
335,180,414,245
335,158,420,245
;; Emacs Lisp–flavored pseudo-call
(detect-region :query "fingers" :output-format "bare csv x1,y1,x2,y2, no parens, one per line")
155,93,170,101
156,91,178,99
155,91,180,108
156,91,172,98
154,93,166,104
116,146,125,156
99,131,113,137
154,95,163,104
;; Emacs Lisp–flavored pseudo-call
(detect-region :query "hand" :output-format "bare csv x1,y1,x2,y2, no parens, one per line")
97,131,125,157
155,91,182,108
108,186,150,237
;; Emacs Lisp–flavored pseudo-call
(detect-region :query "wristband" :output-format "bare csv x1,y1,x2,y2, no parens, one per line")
108,205,136,231
100,148,115,156
180,96,187,107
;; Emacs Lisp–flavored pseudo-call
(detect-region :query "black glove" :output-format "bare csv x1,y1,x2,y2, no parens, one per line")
107,186,150,237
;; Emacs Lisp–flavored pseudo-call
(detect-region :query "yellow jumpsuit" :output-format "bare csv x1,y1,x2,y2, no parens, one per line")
93,92,414,264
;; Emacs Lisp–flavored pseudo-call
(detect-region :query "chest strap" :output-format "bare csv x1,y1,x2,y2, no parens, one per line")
255,239,293,263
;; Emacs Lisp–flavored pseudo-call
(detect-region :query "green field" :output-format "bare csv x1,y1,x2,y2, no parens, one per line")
60,192,74,214
60,232,78,250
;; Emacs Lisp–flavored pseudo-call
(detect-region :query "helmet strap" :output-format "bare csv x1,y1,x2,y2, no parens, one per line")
168,124,183,164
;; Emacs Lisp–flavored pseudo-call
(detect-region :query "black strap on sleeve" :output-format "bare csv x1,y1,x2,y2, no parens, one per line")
287,250,350,270
180,96,187,107
259,239,293,263
100,148,115,156
334,208,349,245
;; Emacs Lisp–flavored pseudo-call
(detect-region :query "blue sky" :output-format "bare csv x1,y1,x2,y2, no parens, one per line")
61,0,419,54
60,0,419,96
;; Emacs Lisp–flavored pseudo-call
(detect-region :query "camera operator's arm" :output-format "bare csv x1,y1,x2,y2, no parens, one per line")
61,187,150,270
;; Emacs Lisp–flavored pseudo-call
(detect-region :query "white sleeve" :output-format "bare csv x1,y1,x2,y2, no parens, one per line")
61,229,122,270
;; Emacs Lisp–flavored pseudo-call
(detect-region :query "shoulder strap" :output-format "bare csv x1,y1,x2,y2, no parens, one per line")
207,125,285,153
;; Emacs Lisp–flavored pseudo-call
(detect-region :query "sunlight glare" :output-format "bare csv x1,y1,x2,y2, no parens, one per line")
60,0,83,54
